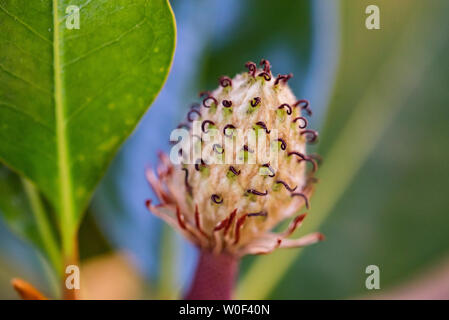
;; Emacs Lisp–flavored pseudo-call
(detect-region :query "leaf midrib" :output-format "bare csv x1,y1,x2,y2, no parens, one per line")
53,0,75,257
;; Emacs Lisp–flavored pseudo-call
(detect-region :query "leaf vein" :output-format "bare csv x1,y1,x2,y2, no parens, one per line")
0,63,52,95
0,4,52,44
1,39,51,66
0,102,53,132
62,17,147,68
64,37,155,125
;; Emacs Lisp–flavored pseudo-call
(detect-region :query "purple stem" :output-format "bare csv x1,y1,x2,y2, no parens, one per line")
185,250,239,300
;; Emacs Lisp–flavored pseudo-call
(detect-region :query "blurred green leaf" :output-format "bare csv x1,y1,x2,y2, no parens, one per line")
0,166,61,273
238,0,449,299
197,0,312,92
0,166,40,248
0,0,176,257
157,224,178,299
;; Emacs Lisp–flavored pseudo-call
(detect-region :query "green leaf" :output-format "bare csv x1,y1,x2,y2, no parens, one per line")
197,0,312,89
0,0,176,256
0,166,40,247
0,165,61,274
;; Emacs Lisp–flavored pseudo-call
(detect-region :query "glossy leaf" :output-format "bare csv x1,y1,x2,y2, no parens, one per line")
0,0,176,255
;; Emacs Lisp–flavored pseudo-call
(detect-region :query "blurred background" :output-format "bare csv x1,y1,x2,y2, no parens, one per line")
1,0,449,299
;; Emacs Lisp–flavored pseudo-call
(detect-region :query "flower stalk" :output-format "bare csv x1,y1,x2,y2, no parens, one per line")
185,250,238,300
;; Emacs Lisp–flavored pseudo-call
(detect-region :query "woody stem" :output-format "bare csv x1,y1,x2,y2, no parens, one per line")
185,250,239,300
